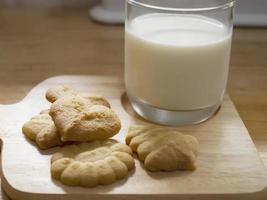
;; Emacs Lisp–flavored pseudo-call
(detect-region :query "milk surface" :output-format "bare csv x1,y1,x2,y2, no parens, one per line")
125,14,232,110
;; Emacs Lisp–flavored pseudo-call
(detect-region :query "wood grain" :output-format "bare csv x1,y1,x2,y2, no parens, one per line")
228,28,267,168
0,75,267,200
0,8,267,200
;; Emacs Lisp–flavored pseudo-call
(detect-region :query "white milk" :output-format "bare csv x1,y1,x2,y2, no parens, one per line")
125,14,232,111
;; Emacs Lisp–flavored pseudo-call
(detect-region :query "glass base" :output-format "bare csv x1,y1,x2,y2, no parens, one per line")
128,95,220,126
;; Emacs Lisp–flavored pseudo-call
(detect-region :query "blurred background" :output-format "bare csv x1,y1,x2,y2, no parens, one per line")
0,0,267,26
0,0,95,7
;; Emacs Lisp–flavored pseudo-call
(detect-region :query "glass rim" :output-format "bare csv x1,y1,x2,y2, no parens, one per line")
127,0,235,12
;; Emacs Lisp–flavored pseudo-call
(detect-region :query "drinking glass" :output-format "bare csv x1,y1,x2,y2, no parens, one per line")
125,0,235,125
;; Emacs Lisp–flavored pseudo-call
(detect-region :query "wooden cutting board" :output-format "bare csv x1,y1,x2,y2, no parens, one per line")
0,75,267,200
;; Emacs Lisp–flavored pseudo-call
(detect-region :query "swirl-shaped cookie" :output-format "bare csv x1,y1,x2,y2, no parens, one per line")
51,140,135,187
126,125,198,171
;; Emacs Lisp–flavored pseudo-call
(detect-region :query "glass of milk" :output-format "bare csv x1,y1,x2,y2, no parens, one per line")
125,0,235,125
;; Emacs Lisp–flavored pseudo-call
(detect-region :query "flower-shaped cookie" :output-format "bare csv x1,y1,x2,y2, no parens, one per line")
22,114,62,149
51,140,135,187
46,85,110,108
126,125,198,172
50,96,121,142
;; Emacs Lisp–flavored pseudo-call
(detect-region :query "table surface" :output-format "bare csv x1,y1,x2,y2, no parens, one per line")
0,8,267,199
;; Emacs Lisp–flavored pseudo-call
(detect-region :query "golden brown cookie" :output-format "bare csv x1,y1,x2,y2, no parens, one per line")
50,96,121,142
80,94,111,108
51,140,135,187
126,125,198,172
22,114,63,149
45,85,110,108
46,85,78,103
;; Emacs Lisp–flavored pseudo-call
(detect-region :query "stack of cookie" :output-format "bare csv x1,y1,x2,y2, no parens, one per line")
22,85,199,188
22,86,135,187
